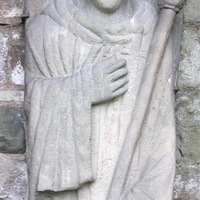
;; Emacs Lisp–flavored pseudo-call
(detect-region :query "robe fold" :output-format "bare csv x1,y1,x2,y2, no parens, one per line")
26,11,94,194
26,0,179,199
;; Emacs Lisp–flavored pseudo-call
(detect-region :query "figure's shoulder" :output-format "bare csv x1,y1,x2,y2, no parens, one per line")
27,15,45,34
27,13,61,43
27,0,63,35
133,1,158,34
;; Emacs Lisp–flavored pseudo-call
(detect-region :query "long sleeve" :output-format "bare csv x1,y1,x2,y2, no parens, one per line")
25,14,94,195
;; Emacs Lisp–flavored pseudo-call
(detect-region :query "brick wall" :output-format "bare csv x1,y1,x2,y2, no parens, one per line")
174,0,200,199
0,0,27,199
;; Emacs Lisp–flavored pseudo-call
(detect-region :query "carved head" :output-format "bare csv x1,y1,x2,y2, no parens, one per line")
91,0,123,13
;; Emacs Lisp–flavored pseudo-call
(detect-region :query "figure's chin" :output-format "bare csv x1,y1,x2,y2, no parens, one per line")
92,0,123,13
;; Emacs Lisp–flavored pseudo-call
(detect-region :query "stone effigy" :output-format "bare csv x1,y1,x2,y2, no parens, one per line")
25,0,184,199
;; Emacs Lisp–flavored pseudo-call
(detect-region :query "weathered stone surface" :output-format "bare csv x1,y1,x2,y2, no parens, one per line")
0,0,32,199
174,1,200,199
0,0,24,18
0,25,24,88
0,107,25,153
176,91,200,164
27,0,52,22
11,45,25,86
25,0,182,199
0,90,24,103
174,165,200,200
0,153,28,200
177,27,200,93
0,17,22,26
0,31,8,85
183,0,200,24
176,26,200,164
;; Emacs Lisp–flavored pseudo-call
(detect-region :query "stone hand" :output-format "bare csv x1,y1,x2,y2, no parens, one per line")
91,57,129,105
158,0,185,11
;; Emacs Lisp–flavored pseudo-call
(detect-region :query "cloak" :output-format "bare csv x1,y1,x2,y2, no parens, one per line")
26,0,178,199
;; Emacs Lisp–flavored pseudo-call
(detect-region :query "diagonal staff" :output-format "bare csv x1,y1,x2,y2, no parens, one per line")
107,1,184,199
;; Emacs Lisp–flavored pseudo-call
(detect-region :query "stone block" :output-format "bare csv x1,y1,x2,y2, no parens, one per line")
176,91,200,164
0,90,24,103
175,3,200,197
174,165,200,200
0,0,24,18
176,26,200,164
0,153,28,200
11,45,25,86
0,31,8,85
0,107,25,153
0,25,24,88
177,27,200,92
183,0,200,24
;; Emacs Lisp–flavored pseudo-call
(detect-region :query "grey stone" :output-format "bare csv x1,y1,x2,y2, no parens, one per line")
174,165,200,200
0,153,28,200
183,0,200,24
177,27,200,93
174,1,200,199
0,0,24,18
0,107,25,154
26,0,52,23
176,91,200,164
176,26,200,164
26,0,183,199
0,31,8,86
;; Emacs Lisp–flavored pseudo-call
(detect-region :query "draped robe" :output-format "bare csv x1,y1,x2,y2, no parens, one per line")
26,0,177,199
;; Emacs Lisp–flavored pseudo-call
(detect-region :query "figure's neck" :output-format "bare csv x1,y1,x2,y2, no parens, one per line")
74,0,134,24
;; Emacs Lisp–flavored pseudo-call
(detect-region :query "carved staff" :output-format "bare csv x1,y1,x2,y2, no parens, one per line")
107,1,184,199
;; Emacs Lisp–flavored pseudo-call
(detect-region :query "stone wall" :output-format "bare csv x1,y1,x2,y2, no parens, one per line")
0,0,200,199
174,0,200,199
0,0,27,199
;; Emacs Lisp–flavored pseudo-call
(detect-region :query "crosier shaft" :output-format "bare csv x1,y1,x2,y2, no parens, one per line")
107,8,177,200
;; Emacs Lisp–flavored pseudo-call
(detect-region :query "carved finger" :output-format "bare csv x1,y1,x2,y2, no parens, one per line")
107,59,126,74
82,45,102,67
112,84,129,98
109,68,128,82
112,76,129,92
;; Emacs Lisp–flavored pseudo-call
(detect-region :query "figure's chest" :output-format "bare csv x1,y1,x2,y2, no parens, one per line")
70,33,144,70
59,21,151,76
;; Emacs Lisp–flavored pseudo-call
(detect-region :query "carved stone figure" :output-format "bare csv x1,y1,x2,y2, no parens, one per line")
25,0,183,199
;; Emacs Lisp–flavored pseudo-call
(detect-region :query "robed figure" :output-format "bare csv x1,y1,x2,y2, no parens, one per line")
25,0,181,199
